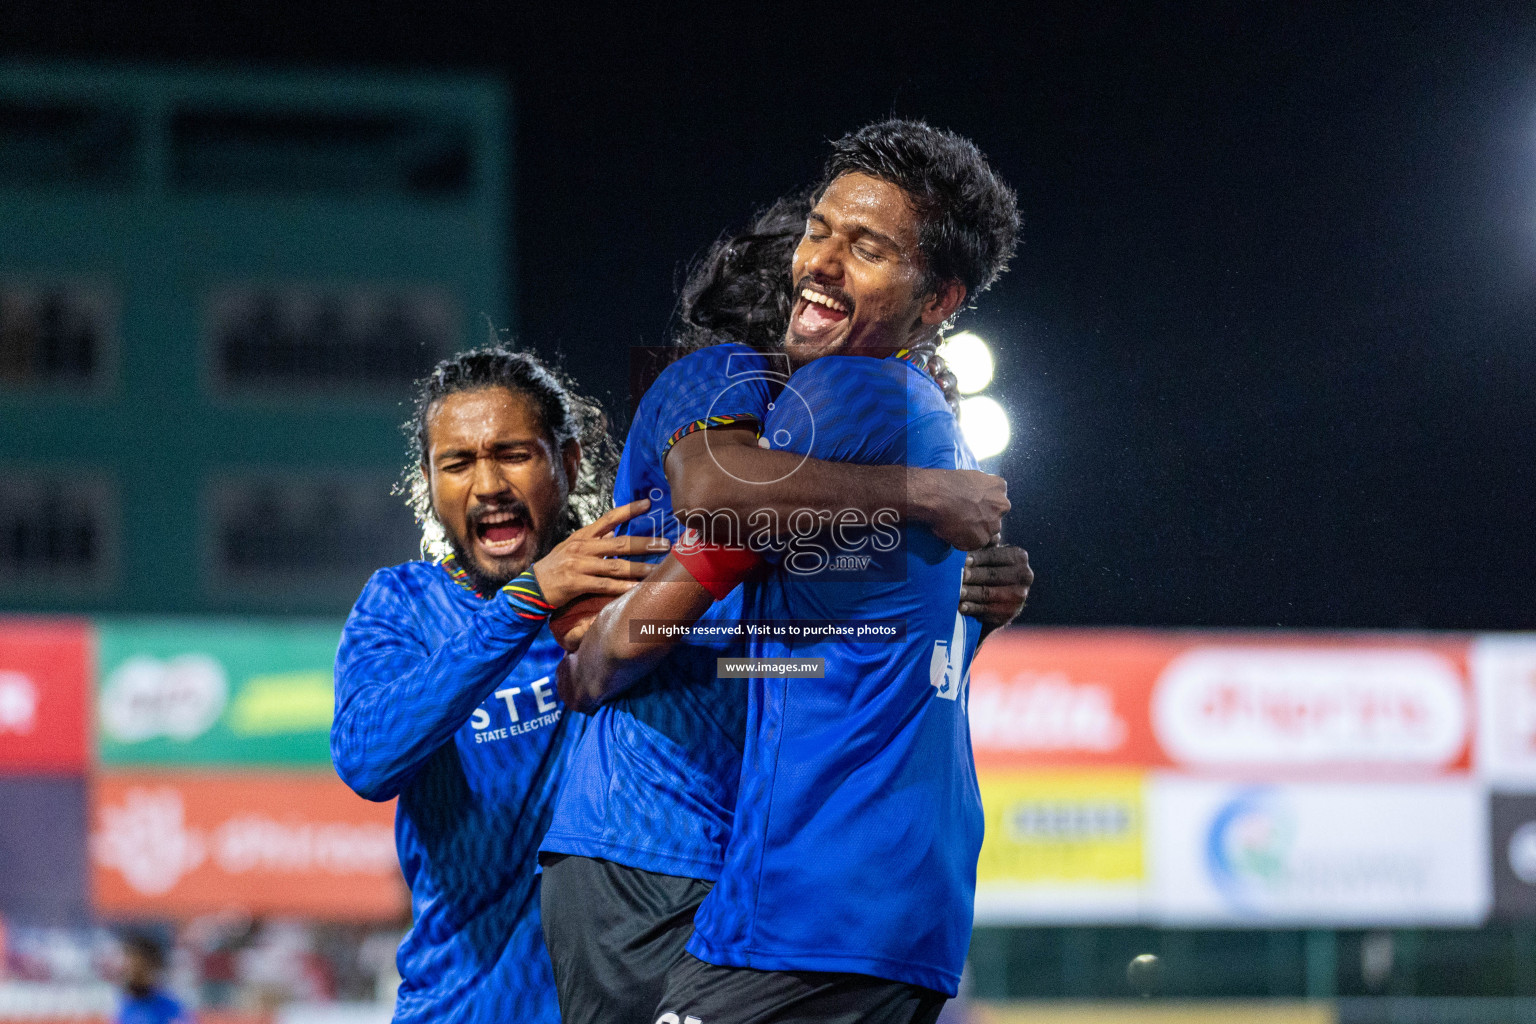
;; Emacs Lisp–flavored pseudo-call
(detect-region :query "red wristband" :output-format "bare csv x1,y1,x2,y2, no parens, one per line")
672,530,764,600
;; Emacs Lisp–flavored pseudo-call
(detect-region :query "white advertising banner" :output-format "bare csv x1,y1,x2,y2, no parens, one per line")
1473,634,1536,789
1151,645,1469,772
1148,776,1489,926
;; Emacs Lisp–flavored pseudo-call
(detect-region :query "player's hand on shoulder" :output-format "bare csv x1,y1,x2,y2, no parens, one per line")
913,468,1010,550
531,498,670,610
960,543,1033,631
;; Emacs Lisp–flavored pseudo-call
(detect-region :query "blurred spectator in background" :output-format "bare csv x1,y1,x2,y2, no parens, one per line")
236,921,336,1010
116,933,192,1024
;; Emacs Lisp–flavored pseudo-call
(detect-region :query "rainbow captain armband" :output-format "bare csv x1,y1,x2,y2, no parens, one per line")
671,529,764,601
664,413,762,453
500,570,555,622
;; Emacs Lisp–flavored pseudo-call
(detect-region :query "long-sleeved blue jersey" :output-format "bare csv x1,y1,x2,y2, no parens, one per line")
332,560,580,1024
688,353,984,996
540,342,776,879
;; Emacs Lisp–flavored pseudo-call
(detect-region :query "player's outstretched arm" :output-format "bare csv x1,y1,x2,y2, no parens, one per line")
556,553,718,713
962,543,1034,641
331,500,663,801
666,426,1010,551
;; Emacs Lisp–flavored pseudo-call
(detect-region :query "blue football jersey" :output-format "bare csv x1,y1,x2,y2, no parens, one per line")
333,560,581,1024
687,353,984,996
541,342,777,879
116,991,189,1024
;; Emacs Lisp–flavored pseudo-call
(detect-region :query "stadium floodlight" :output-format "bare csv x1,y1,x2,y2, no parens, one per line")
938,331,994,394
959,395,1010,460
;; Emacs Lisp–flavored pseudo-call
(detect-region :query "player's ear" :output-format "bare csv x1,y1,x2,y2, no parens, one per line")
920,279,967,327
561,440,582,495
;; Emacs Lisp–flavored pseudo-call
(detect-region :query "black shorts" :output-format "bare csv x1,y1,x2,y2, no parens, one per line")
540,853,713,1024
654,952,948,1024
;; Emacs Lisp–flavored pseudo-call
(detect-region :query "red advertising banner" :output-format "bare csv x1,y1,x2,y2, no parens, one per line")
970,629,1473,776
90,772,406,921
0,618,90,773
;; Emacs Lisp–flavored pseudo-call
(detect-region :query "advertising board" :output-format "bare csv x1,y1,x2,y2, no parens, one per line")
974,769,1145,923
969,631,1168,769
0,618,90,774
0,776,89,924
90,772,404,921
1147,776,1489,926
1488,792,1536,919
1473,635,1536,789
969,630,1473,776
95,620,342,766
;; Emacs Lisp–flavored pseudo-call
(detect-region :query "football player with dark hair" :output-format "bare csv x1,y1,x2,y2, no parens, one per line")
332,348,660,1024
568,120,1025,1024
543,121,1030,1024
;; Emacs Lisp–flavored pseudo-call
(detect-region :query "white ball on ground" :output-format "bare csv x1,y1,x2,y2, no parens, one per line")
1127,953,1162,997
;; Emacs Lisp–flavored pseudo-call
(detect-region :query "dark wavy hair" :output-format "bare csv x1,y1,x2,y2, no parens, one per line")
673,191,811,356
821,119,1020,300
399,346,618,559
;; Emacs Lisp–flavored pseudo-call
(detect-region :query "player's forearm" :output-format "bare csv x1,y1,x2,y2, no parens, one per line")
561,556,715,712
332,585,549,800
671,447,945,538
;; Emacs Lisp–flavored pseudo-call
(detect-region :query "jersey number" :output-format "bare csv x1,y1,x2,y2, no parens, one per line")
930,603,972,706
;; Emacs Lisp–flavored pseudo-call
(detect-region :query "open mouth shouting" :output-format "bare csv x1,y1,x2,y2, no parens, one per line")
788,280,853,348
468,502,532,562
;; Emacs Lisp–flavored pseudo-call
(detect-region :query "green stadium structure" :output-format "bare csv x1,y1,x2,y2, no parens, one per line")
0,62,510,614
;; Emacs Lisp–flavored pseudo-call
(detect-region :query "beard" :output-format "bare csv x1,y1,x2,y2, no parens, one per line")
441,497,551,597
445,532,522,596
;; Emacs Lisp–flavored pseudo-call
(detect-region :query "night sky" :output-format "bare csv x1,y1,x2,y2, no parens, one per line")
6,2,1534,630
